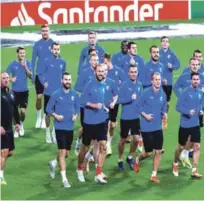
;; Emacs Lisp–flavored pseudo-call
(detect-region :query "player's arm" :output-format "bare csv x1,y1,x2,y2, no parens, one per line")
161,93,168,117
46,93,63,121
63,60,67,73
173,75,182,98
38,59,48,87
169,52,180,70
118,68,126,84
110,81,119,107
72,93,80,121
118,83,133,104
6,63,16,83
22,61,32,79
31,43,38,77
176,90,191,116
78,48,86,70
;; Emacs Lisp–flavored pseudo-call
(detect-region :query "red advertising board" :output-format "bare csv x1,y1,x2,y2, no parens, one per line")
1,0,189,27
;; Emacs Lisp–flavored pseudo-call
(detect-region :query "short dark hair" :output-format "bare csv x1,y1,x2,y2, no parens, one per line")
41,24,49,29
128,42,136,49
88,31,96,36
88,48,96,55
62,72,70,78
121,40,128,46
52,42,60,48
104,53,111,60
150,45,159,53
189,57,197,63
161,36,169,42
16,46,25,53
151,72,161,80
193,49,202,56
191,72,199,79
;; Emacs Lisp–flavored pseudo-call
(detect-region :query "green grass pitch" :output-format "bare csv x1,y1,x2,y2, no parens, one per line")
1,21,204,200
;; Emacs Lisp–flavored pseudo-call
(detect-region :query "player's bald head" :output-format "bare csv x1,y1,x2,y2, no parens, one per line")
1,72,9,87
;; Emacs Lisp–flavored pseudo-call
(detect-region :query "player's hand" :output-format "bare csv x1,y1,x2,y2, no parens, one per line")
162,79,167,85
95,103,103,110
21,60,27,68
109,102,115,109
72,114,77,122
162,113,168,120
54,114,64,121
190,109,196,116
145,114,154,121
104,106,109,113
200,111,204,116
11,77,17,82
44,82,48,88
1,127,6,135
15,124,20,132
132,93,137,100
168,63,172,69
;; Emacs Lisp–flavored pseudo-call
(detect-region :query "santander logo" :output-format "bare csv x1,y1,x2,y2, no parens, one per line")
38,0,163,24
10,4,35,26
9,0,165,26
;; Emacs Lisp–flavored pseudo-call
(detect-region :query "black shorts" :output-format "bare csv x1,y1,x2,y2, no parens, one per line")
80,107,84,127
162,85,172,102
141,130,163,153
120,118,140,139
179,126,201,146
35,75,44,95
83,121,107,146
109,104,119,122
44,95,51,114
1,131,15,151
55,130,73,150
13,91,29,108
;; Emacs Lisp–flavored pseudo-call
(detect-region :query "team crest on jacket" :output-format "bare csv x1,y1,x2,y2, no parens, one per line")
60,64,63,69
160,96,163,101
48,46,51,50
115,71,118,76
168,55,171,59
71,96,75,101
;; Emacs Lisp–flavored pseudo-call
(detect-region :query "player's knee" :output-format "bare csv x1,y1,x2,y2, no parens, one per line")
8,151,14,157
1,149,9,158
120,138,126,145
20,108,26,114
155,150,161,155
110,122,116,129
193,143,200,152
37,95,42,100
100,142,107,154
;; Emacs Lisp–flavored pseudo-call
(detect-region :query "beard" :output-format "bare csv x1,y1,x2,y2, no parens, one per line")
63,83,71,89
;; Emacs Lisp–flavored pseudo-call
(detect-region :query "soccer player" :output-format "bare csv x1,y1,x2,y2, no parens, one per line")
117,66,143,171
111,40,129,68
78,31,104,68
31,24,54,128
182,50,204,76
77,48,97,76
173,58,203,98
159,36,180,111
1,72,20,185
39,42,66,143
133,72,167,183
74,55,99,155
47,72,79,188
121,42,145,76
76,64,112,184
6,47,32,138
103,53,126,156
140,45,166,89
172,72,203,179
